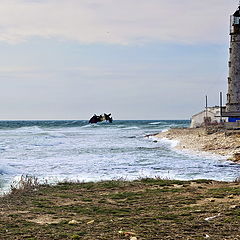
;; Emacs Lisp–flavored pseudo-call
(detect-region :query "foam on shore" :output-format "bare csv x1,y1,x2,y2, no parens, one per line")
155,128,238,162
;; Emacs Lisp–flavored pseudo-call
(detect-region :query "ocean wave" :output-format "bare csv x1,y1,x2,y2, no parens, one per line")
157,137,179,148
123,126,140,130
145,134,178,148
173,148,228,161
79,123,100,128
16,126,44,134
0,165,19,175
149,122,165,125
0,119,239,194
161,128,169,133
13,127,68,138
43,132,66,138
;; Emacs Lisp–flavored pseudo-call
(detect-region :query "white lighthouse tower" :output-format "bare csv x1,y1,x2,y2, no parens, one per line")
224,4,240,120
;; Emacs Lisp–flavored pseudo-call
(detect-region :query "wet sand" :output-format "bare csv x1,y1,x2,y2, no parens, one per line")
155,128,240,163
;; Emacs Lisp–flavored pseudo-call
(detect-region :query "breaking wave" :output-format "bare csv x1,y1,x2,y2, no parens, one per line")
0,119,239,194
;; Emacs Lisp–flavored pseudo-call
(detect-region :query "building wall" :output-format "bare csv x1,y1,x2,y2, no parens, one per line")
190,107,225,128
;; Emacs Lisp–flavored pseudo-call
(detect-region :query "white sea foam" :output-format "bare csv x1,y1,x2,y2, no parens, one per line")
161,128,169,133
149,122,163,125
0,120,239,194
16,126,44,133
79,123,96,128
149,136,179,148
173,147,228,161
123,126,140,130
161,137,179,148
154,134,227,161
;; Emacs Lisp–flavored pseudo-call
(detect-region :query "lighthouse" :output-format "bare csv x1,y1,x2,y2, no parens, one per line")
224,4,240,120
190,5,240,127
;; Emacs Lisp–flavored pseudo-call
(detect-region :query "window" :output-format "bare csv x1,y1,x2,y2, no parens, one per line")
227,93,231,103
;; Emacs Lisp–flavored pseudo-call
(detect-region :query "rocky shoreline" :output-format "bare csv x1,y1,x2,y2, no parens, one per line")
155,128,240,163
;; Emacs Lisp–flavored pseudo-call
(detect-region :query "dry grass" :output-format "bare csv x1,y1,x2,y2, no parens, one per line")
0,178,239,239
9,175,40,195
234,176,240,183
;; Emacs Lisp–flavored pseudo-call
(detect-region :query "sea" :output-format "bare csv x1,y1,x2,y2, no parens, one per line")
0,120,239,193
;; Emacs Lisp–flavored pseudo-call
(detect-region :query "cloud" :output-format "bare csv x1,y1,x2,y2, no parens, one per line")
0,66,38,73
0,0,237,45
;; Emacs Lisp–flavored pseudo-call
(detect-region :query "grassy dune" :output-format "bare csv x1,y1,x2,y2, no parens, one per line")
0,178,239,239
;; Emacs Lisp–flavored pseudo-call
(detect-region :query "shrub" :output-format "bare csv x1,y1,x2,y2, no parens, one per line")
10,175,39,195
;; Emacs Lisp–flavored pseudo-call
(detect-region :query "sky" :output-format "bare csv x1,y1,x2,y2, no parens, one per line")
0,0,238,120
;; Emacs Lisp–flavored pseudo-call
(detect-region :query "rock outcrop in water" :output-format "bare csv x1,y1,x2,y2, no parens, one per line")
89,113,113,124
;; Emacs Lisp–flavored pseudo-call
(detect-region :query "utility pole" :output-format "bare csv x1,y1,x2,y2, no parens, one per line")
205,95,208,119
220,92,223,123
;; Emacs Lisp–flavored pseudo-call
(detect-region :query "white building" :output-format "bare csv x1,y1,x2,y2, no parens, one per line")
190,106,225,128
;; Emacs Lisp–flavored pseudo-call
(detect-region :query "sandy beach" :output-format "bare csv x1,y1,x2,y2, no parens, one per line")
155,128,240,163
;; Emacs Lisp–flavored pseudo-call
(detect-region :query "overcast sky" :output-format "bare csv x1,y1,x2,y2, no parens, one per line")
0,0,238,120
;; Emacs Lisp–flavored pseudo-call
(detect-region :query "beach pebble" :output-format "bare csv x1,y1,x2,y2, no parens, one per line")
229,205,240,209
68,220,79,225
118,231,136,236
130,237,137,240
124,232,136,236
204,213,221,221
87,220,95,224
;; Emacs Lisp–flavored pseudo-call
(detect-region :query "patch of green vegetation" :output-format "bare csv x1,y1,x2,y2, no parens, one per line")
91,206,132,216
54,184,74,191
81,198,92,202
159,213,179,221
32,199,53,208
208,187,240,196
31,208,57,215
109,191,141,200
98,180,125,189
71,235,81,239
7,213,20,217
226,209,240,216
56,233,69,238
139,178,186,186
193,179,214,184
179,212,192,217
53,193,78,199
79,182,95,190
146,188,183,194
97,198,107,204
76,231,87,236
